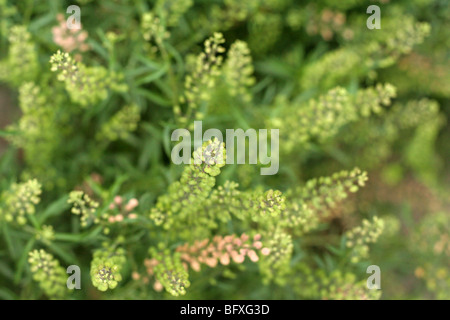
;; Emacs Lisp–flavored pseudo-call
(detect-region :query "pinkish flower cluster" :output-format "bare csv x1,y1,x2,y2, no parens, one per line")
52,14,89,55
306,9,354,41
141,259,164,292
144,233,270,276
176,233,271,271
139,234,271,292
131,270,164,292
107,196,139,223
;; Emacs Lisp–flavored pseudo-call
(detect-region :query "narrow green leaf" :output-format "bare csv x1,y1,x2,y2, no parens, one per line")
14,238,35,284
37,195,70,224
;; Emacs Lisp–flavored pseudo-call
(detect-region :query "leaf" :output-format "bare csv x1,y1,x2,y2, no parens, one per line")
47,243,79,265
165,42,185,76
2,225,18,260
135,64,169,85
54,226,103,243
109,175,128,197
27,214,40,230
324,253,336,271
29,12,55,31
14,238,35,284
162,125,173,160
135,88,171,106
312,255,326,270
138,139,159,171
0,260,14,280
125,65,157,78
0,287,18,300
136,55,162,69
0,129,18,137
326,244,343,256
86,38,108,60
255,59,294,79
37,195,70,224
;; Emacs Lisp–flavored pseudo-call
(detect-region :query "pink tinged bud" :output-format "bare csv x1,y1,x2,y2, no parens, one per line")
261,248,271,256
226,244,233,252
80,43,89,52
145,258,159,268
132,272,140,280
66,38,77,52
115,214,124,222
125,198,139,212
154,281,163,292
128,213,138,219
181,253,191,262
78,31,88,42
248,250,259,262
234,239,242,246
220,254,230,265
191,260,201,272
114,196,123,205
241,233,249,242
200,239,209,248
232,254,245,264
142,277,149,284
205,258,218,268
253,234,262,241
253,241,263,249
52,26,60,35
109,203,116,210
108,216,116,223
